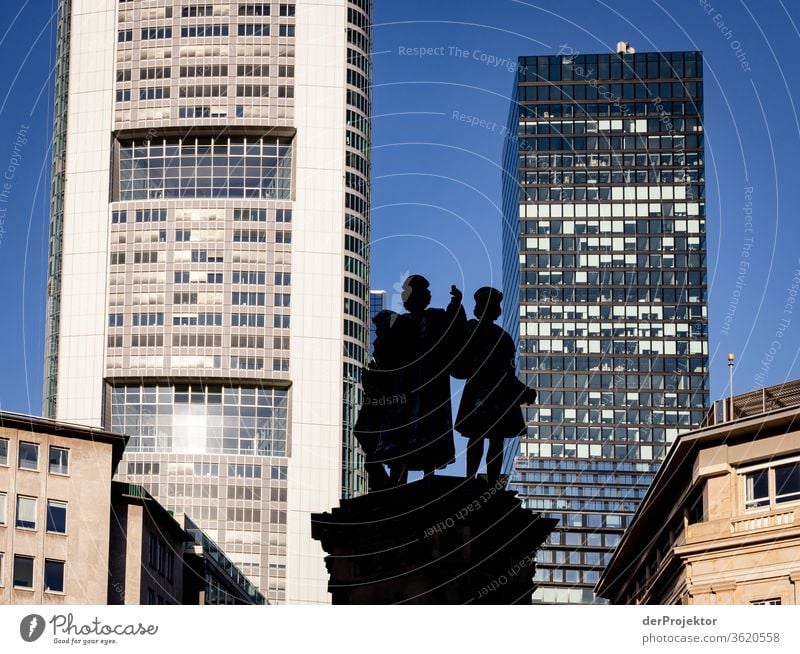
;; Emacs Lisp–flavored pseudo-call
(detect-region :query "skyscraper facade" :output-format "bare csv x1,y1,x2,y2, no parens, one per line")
502,49,709,604
43,0,372,604
368,289,386,357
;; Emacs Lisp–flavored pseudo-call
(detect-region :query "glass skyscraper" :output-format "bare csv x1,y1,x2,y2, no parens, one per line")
43,0,372,604
502,49,709,604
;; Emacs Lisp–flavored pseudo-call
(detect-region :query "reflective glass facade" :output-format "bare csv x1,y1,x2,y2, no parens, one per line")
111,384,288,455
119,137,292,201
502,50,709,604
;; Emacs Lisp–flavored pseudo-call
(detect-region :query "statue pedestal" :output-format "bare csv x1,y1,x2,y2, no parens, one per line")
311,476,557,604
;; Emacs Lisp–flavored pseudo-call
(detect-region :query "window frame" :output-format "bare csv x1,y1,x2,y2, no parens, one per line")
0,437,8,466
44,559,65,594
48,446,69,475
18,442,39,471
0,491,5,525
740,456,800,513
13,554,34,590
46,500,68,534
15,495,37,530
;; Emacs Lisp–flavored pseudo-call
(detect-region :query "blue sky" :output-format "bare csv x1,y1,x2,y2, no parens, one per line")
1,0,799,417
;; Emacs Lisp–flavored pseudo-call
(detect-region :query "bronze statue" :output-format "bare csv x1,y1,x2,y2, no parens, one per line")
354,309,406,491
453,287,536,484
355,275,467,487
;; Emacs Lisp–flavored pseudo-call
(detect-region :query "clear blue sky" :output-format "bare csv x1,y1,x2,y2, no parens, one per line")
1,0,799,417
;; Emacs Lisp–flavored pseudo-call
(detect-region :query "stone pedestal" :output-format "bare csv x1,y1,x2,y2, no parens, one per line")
311,476,557,604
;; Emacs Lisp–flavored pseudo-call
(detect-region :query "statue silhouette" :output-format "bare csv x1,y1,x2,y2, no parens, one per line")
354,309,406,491
387,274,466,481
453,287,536,484
354,277,467,489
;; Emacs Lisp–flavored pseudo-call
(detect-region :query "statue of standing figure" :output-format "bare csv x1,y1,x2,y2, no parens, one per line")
452,287,537,485
354,277,536,490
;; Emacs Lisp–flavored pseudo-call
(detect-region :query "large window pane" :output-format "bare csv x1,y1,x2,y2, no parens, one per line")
16,496,36,529
49,447,69,475
775,463,800,504
119,137,292,200
0,492,5,525
46,500,67,533
745,470,769,509
44,560,65,593
13,555,33,588
18,442,38,470
0,438,8,465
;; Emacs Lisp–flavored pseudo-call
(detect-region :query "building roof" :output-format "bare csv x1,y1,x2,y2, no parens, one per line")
596,379,800,599
0,410,128,470
111,481,192,544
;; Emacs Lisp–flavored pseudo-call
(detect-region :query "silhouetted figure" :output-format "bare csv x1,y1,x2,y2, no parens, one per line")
391,275,466,480
354,310,404,491
453,287,537,485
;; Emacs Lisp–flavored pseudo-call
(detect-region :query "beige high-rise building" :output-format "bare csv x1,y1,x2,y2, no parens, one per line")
597,380,800,605
43,0,373,603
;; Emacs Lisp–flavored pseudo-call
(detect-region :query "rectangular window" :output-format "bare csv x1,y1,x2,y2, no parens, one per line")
237,24,270,36
279,24,295,37
743,459,800,510
239,4,270,15
0,552,3,585
141,27,172,40
13,555,34,589
0,437,7,465
49,447,69,475
775,462,800,504
16,496,36,529
18,442,38,470
46,500,67,534
0,492,5,524
280,3,295,16
44,560,65,593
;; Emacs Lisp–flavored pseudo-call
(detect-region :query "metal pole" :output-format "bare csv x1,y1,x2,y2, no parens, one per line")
728,353,735,421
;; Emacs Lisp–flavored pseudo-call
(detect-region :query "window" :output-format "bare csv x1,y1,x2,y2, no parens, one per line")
751,598,781,605
0,492,5,524
238,4,270,15
0,437,7,466
775,462,800,504
16,496,36,529
44,560,65,593
0,552,3,585
13,555,34,589
46,501,67,534
280,4,295,16
228,464,261,478
743,459,800,510
119,136,291,201
279,24,295,37
49,447,69,475
238,24,270,36
116,89,131,102
18,442,38,470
